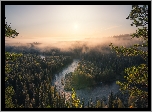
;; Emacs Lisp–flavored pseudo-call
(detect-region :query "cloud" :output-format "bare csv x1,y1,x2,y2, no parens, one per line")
104,25,121,30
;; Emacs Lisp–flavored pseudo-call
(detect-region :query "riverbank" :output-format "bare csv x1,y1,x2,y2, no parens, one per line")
52,59,120,106
64,59,118,91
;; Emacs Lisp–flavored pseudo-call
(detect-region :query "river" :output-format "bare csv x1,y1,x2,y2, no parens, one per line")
51,59,120,106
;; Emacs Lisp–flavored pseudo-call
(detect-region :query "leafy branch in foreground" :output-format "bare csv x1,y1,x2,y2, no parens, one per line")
109,5,148,108
5,17,19,38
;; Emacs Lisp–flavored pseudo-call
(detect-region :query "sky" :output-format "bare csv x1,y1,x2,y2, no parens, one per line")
5,5,138,43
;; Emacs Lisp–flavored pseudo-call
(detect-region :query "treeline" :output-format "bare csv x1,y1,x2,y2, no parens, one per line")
5,50,148,108
83,48,146,82
5,45,73,57
64,47,146,90
5,53,73,108
5,45,147,108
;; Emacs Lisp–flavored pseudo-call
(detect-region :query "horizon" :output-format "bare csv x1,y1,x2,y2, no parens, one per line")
5,5,138,44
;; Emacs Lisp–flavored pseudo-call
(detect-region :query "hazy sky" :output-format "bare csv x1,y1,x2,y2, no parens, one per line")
5,5,138,43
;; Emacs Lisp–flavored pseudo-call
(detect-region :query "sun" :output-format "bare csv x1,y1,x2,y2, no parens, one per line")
74,24,78,30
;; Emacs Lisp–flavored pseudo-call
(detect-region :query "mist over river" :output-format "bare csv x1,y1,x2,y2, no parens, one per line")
50,59,120,105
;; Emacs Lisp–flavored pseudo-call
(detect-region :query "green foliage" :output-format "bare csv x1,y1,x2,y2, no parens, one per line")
4,10,148,108
116,64,148,95
64,51,145,90
5,52,23,74
5,18,22,108
110,5,148,108
64,88,82,108
109,5,148,61
5,52,147,108
71,88,82,108
5,17,19,38
108,91,115,108
5,52,23,61
96,100,101,108
46,105,51,108
5,53,73,108
5,86,15,108
127,5,148,28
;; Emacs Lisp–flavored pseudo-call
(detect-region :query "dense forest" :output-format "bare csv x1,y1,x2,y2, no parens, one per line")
5,42,148,108
5,5,148,109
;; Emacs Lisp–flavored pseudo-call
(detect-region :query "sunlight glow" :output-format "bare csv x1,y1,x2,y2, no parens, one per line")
5,5,137,43
74,24,78,30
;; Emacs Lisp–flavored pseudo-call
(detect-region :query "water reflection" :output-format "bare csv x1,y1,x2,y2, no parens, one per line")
40,55,45,59
52,59,120,105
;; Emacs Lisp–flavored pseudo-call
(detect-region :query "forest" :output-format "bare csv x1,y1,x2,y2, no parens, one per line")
5,5,148,109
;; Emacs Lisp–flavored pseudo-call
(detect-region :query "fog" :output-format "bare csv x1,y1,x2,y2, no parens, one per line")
5,34,142,53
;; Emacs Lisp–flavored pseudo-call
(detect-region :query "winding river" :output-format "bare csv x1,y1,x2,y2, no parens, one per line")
51,59,120,105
